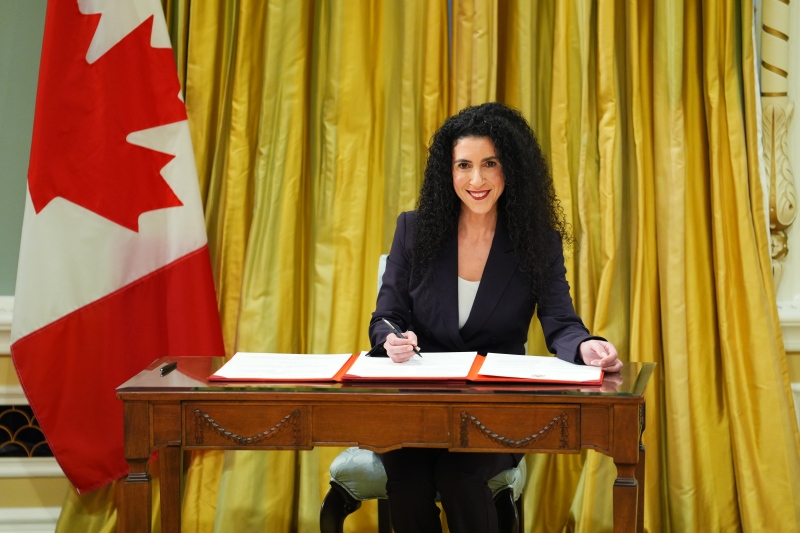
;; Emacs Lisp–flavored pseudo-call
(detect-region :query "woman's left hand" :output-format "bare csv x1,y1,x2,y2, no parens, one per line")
579,340,623,373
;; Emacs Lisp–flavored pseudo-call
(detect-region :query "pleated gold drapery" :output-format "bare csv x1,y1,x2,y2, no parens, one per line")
55,1,799,532
491,1,798,531
182,1,448,531
487,1,799,531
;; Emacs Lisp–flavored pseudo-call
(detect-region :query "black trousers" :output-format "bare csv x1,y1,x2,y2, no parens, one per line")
378,448,517,533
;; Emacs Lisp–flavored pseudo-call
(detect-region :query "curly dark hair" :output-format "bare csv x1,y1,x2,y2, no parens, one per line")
412,102,572,302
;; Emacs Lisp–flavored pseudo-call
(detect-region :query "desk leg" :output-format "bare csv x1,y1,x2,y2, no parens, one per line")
612,463,638,533
160,446,182,533
120,402,152,533
636,444,645,533
613,404,640,533
119,461,151,533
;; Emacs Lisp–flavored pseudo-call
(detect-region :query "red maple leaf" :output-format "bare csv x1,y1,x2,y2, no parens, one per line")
28,1,187,232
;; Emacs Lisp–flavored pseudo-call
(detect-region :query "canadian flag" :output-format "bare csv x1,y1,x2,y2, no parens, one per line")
11,0,224,493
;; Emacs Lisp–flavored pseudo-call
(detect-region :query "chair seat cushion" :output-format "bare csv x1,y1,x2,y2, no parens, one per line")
329,447,527,502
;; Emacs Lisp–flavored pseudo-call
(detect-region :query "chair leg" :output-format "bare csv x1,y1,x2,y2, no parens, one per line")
320,482,362,533
493,487,520,533
377,498,392,533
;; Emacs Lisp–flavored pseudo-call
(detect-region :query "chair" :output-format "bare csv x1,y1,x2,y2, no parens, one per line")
319,255,527,533
319,447,526,533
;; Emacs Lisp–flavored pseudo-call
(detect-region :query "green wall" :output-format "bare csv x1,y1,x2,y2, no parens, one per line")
0,0,46,295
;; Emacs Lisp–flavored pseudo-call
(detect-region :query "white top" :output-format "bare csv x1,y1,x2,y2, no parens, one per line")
457,276,481,329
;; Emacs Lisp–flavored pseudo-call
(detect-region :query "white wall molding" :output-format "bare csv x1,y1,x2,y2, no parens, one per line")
792,383,800,431
0,296,12,356
0,506,60,532
0,385,27,405
0,457,63,478
778,300,800,352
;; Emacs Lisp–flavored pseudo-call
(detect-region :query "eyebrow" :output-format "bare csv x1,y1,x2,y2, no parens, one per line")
454,155,499,163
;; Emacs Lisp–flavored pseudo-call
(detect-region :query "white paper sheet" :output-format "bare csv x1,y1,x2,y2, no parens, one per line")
479,353,602,382
344,351,477,379
211,352,354,380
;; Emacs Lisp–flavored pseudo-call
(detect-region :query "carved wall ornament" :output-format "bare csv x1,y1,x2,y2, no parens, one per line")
764,103,797,266
761,0,797,288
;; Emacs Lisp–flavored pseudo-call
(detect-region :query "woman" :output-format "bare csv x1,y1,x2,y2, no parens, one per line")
369,102,622,533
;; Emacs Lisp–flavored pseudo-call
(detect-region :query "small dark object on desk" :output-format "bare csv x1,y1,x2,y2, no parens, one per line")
160,361,178,377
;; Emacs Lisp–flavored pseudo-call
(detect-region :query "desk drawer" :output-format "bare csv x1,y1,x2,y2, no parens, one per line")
451,405,579,452
312,404,450,449
184,403,310,449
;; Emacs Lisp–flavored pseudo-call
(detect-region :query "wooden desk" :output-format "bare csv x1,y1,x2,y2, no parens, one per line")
117,357,655,533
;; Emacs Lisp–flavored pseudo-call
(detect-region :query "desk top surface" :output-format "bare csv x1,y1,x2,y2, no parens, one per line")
117,356,655,400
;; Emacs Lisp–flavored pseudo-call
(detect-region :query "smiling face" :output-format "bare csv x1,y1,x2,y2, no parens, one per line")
452,136,505,217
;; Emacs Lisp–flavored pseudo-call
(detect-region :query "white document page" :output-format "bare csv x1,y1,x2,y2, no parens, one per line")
212,352,354,380
479,353,602,382
344,351,477,379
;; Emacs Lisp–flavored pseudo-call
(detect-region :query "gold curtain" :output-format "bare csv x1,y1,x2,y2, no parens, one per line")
56,0,800,532
180,1,449,531
492,0,800,531
185,0,449,531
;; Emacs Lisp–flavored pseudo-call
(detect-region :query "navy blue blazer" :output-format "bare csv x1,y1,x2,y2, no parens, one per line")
370,211,599,363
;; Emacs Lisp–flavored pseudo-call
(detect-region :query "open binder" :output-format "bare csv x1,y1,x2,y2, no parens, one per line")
209,351,604,385
470,352,604,384
341,351,477,381
207,352,355,382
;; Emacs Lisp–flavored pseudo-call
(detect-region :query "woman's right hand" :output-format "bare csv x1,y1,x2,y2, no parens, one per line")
383,330,419,363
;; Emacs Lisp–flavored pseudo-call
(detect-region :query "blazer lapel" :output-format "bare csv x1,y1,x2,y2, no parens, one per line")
459,217,517,341
432,234,469,350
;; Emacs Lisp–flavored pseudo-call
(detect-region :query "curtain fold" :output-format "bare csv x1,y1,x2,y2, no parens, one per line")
181,2,280,529
705,1,800,529
457,1,800,532
189,1,448,531
621,0,665,530
161,0,191,94
54,1,800,532
450,0,497,113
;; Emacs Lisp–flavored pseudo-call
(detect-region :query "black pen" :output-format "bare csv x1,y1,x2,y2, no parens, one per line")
160,361,178,377
364,344,387,357
381,318,422,357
